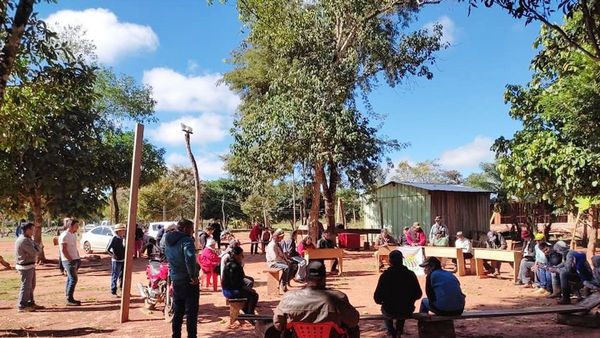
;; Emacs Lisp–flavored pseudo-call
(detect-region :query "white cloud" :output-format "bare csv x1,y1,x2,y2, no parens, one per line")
425,15,457,45
166,153,225,178
143,67,240,113
148,114,227,146
439,136,494,170
45,8,158,64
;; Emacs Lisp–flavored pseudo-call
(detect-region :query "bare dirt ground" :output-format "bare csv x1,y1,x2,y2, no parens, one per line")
0,232,598,338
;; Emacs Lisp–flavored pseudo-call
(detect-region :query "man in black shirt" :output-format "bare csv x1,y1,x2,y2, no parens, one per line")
222,247,258,315
106,224,126,296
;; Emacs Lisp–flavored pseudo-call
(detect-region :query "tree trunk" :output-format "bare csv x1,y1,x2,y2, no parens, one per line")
30,189,46,262
321,161,338,231
111,185,119,224
0,0,35,107
184,132,201,249
309,162,324,243
588,206,598,264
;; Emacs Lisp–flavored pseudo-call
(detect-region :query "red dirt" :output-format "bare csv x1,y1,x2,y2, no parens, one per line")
0,233,598,338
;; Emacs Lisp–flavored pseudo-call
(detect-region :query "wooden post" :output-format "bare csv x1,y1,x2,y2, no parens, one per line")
378,200,384,229
292,173,297,230
120,123,144,323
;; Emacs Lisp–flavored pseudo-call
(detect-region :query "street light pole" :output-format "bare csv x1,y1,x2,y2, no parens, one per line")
181,123,201,248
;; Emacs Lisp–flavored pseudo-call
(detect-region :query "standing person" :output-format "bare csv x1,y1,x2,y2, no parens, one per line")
222,247,259,315
317,231,338,273
134,224,144,258
106,223,126,297
406,223,426,247
59,218,82,306
198,239,220,291
419,257,465,315
249,223,262,255
429,216,449,246
374,251,422,338
260,226,272,254
164,219,200,338
15,219,25,238
198,224,215,250
266,229,297,293
273,261,360,338
484,230,507,276
212,219,223,248
57,218,70,275
15,222,42,312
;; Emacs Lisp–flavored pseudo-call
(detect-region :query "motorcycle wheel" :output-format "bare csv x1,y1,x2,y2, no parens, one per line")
164,276,174,322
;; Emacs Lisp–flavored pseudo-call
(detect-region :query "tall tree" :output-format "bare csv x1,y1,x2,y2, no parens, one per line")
494,15,600,258
139,167,196,222
392,160,464,184
221,0,445,240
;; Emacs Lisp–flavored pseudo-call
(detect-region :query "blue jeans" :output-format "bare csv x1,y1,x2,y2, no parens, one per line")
172,280,199,338
536,267,552,291
419,298,463,316
111,261,124,294
270,262,298,286
222,288,259,314
63,259,80,301
17,268,36,308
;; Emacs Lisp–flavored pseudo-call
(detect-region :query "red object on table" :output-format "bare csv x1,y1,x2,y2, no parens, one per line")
337,232,360,250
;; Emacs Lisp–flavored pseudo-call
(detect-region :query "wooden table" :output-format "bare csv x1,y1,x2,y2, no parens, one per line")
423,246,467,276
473,248,523,282
304,248,344,275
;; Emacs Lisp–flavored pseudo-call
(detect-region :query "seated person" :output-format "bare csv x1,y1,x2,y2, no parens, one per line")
266,229,298,293
220,239,241,276
550,241,593,304
483,231,507,276
419,257,465,316
198,224,215,250
399,227,410,246
317,231,338,273
222,247,258,315
273,261,360,338
516,230,536,287
376,228,398,247
452,231,473,272
297,236,315,256
406,223,426,247
282,230,307,282
374,251,422,338
534,241,554,295
584,256,600,291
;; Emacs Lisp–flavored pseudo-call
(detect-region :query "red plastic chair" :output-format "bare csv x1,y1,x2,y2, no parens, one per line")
286,322,348,338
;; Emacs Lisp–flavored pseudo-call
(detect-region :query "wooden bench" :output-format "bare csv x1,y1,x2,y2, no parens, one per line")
263,268,281,296
374,245,400,272
225,298,247,325
303,248,344,275
473,248,523,282
238,293,600,337
423,246,468,276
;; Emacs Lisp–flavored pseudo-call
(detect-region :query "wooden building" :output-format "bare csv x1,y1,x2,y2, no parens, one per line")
363,182,492,239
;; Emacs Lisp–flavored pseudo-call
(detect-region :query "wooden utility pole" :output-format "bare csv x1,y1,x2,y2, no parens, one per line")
292,173,297,229
120,123,144,323
221,194,226,229
182,123,201,248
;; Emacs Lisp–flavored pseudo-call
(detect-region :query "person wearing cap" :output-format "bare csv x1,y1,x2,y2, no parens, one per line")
317,231,339,273
106,223,126,296
483,230,507,276
164,219,200,338
429,216,449,247
515,230,536,287
273,260,360,337
452,231,473,272
548,240,593,304
419,257,465,316
266,228,298,292
406,222,426,247
374,251,422,337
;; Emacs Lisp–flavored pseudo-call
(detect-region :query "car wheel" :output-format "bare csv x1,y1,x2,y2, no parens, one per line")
83,241,93,254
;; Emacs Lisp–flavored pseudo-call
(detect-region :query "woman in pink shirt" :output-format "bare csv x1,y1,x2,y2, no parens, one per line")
296,236,315,256
198,239,221,291
406,222,427,246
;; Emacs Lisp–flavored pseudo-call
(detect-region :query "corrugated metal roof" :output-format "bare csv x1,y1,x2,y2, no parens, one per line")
382,181,492,193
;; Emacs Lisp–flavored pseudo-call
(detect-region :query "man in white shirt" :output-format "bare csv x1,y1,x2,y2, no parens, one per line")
266,229,297,293
59,218,81,306
453,231,473,273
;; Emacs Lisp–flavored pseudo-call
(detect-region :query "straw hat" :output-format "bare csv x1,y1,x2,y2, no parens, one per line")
114,223,126,231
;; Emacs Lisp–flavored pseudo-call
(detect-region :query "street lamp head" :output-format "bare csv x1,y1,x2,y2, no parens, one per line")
181,123,193,134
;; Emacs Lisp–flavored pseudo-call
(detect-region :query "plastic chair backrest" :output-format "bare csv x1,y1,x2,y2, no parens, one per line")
286,322,347,338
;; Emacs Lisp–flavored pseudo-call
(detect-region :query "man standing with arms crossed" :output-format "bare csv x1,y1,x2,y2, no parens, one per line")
164,219,199,338
59,218,82,306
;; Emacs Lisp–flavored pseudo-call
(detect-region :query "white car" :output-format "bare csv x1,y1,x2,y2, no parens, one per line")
80,225,116,254
147,221,177,239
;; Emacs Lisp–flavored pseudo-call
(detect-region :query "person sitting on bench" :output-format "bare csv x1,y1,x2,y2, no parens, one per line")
483,231,507,276
376,228,398,247
419,257,465,316
515,230,536,287
282,230,307,283
406,223,426,247
222,246,259,315
273,260,360,338
550,241,593,304
452,231,473,272
374,250,422,338
266,229,298,293
317,231,339,274
584,256,600,291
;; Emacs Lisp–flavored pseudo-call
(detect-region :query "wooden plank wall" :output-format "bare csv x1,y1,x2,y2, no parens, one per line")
429,191,491,241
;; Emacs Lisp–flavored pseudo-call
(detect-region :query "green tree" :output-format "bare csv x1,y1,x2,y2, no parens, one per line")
139,166,195,222
202,178,246,223
494,16,600,257
392,160,463,184
221,0,445,240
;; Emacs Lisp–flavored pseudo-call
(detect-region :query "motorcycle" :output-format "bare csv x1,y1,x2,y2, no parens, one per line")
137,259,174,321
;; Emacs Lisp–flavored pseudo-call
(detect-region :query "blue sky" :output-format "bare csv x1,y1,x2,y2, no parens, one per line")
37,0,542,179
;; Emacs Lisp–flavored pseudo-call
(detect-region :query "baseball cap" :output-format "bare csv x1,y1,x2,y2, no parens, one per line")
419,256,442,269
306,261,326,279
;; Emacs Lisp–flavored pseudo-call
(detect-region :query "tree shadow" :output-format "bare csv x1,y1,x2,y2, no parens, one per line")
0,327,115,337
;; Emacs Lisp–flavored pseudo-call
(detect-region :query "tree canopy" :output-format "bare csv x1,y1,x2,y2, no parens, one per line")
392,160,463,184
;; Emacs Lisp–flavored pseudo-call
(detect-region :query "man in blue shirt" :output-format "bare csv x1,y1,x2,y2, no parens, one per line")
419,257,465,315
165,219,199,338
